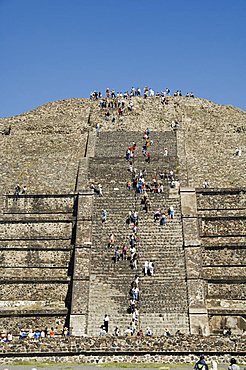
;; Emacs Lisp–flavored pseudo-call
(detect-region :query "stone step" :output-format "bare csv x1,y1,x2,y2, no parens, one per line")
94,131,177,158
89,156,178,164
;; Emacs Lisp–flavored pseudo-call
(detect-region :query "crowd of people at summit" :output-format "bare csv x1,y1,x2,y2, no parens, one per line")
90,86,195,100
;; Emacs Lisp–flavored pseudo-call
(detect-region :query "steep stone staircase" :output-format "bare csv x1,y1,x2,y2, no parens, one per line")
136,193,189,334
87,131,189,335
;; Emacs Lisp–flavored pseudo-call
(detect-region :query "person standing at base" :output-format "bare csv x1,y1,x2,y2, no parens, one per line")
103,314,109,333
228,358,240,370
113,326,120,336
194,356,209,370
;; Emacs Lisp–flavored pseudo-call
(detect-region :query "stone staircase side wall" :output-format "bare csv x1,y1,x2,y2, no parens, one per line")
176,129,189,187
180,187,209,335
69,191,94,336
70,121,96,335
86,130,96,158
75,129,97,192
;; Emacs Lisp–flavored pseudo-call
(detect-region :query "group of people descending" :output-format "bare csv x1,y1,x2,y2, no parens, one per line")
14,184,27,200
95,87,139,119
125,130,179,194
105,203,157,336
103,208,142,336
142,128,152,162
93,87,196,130
125,129,153,193
159,169,179,189
102,98,134,118
153,205,175,227
144,260,154,276
91,183,103,196
125,274,140,335
170,120,180,130
126,135,152,169
106,210,139,268
125,210,139,269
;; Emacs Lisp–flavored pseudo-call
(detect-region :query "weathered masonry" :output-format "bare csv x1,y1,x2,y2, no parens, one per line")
0,96,245,336
0,130,245,336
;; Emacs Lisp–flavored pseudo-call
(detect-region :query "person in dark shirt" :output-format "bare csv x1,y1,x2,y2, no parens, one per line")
194,356,209,370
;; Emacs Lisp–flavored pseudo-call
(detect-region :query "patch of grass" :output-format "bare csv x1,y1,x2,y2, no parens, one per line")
97,363,198,369
11,360,57,367
10,361,95,368
97,363,167,369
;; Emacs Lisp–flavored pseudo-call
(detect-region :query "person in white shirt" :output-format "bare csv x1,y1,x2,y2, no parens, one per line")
149,261,154,276
144,260,149,276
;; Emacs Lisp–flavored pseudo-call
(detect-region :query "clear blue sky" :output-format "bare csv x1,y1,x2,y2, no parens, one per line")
1,0,246,117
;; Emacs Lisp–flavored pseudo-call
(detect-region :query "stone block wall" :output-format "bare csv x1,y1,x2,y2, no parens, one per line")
196,189,246,334
207,283,245,300
0,134,87,199
0,220,72,239
0,283,68,302
181,101,246,189
0,99,91,207
197,190,246,210
0,250,70,268
203,247,246,266
0,336,245,365
4,195,75,214
0,315,66,335
200,218,246,237
0,194,76,335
